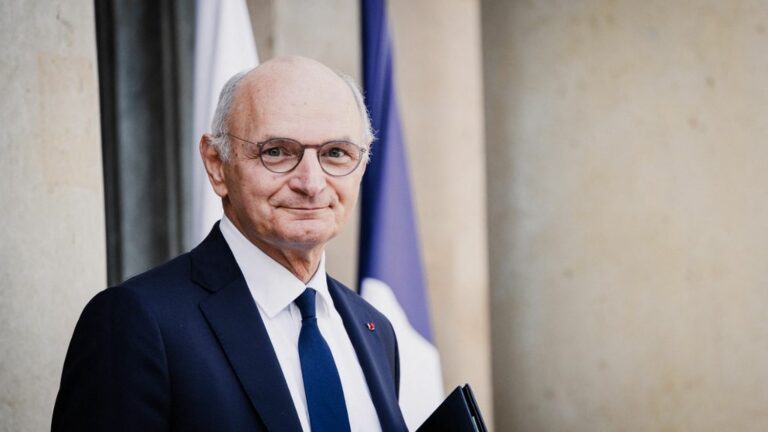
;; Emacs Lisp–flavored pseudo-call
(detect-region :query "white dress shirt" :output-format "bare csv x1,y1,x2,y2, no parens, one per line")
219,216,382,432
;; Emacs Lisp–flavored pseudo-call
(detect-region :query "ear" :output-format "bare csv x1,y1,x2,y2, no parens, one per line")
200,133,229,198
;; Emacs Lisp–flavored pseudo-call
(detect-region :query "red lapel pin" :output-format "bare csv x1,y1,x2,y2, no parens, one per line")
366,322,376,331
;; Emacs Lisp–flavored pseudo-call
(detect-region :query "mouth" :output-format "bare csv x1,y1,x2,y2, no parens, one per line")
277,205,332,216
280,206,328,211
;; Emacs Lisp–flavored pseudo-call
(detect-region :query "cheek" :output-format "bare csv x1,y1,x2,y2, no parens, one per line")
229,170,281,214
332,180,362,212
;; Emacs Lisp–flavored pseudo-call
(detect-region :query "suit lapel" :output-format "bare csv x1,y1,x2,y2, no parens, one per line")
327,277,406,432
192,225,302,432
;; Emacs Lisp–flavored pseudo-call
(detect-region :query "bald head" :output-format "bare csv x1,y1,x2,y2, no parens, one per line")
209,56,373,162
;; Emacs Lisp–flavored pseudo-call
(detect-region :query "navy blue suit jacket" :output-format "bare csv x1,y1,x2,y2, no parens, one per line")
52,225,408,431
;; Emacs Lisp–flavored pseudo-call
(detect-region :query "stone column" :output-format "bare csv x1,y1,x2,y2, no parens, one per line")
388,0,494,423
0,1,105,430
483,0,768,430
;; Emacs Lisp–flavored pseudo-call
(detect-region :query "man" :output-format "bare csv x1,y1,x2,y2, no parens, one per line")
53,56,408,432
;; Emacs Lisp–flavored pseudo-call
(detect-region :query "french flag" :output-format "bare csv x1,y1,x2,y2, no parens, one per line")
359,0,444,429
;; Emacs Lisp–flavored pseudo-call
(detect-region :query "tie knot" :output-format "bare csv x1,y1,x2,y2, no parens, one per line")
294,288,317,320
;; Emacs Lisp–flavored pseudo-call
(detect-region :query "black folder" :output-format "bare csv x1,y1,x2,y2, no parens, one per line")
416,384,488,432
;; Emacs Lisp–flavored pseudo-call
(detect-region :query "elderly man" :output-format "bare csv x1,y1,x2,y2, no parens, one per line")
53,56,408,432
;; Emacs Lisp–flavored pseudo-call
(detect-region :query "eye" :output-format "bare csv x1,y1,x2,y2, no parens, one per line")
320,142,359,161
260,139,300,160
325,146,349,158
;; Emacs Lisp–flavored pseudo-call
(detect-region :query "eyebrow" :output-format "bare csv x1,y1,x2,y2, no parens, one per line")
260,134,358,144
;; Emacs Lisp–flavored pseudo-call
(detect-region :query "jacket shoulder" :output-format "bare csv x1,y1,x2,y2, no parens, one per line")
119,253,194,294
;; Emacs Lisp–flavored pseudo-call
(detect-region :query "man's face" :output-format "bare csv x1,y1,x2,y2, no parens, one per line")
212,64,366,254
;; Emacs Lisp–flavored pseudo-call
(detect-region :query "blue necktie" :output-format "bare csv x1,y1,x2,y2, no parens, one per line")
294,288,351,432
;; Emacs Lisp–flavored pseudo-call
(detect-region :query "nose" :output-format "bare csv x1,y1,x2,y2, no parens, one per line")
287,149,327,196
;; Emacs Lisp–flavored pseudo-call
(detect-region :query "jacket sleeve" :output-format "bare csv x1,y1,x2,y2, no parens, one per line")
52,287,171,432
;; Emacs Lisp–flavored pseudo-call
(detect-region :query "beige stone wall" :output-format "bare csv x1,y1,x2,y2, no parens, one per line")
0,1,105,430
483,1,768,430
388,0,493,424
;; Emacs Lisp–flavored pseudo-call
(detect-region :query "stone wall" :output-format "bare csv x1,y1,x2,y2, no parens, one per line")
0,1,105,430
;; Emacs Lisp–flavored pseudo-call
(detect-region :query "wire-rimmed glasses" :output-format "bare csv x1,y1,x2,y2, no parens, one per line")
226,133,367,177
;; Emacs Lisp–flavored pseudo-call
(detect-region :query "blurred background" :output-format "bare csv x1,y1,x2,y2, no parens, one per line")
2,0,768,430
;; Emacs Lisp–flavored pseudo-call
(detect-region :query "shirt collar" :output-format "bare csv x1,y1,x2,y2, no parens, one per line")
219,216,333,318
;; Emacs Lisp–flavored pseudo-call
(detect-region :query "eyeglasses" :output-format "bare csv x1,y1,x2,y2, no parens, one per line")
226,133,367,177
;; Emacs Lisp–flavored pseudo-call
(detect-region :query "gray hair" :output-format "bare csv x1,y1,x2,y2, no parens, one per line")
210,71,248,161
209,68,375,162
338,73,375,152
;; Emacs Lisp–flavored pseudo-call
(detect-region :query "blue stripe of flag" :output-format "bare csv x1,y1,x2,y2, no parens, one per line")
358,0,433,341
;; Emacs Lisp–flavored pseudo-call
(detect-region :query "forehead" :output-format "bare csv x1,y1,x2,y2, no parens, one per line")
229,66,362,143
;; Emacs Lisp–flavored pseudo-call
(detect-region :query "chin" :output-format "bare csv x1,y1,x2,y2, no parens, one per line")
278,224,337,248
